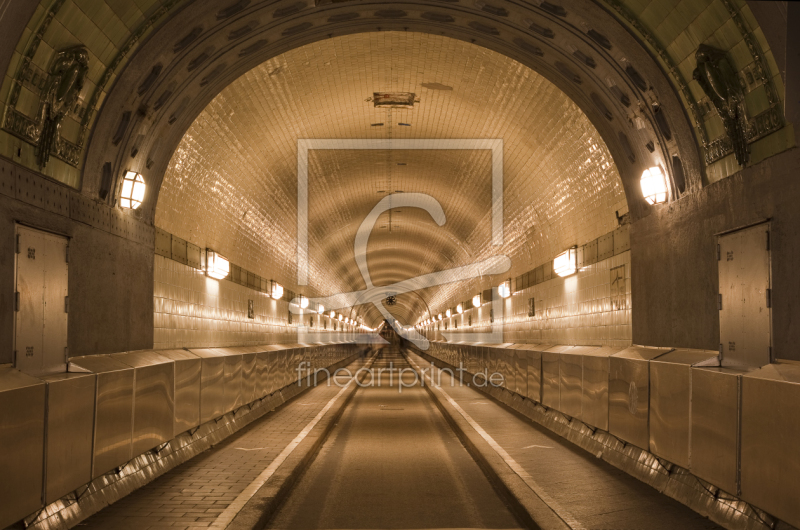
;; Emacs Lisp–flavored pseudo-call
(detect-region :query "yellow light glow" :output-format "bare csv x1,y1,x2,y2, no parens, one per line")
271,282,283,299
120,171,146,209
640,166,668,205
446,309,451,318
205,250,230,280
457,304,463,314
300,297,309,309
498,281,511,298
437,314,442,321
554,248,577,277
472,294,481,308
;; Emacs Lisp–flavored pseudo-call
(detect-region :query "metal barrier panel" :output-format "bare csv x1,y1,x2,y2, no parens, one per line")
158,349,201,437
255,351,271,398
241,353,257,405
580,347,621,430
40,372,95,503
690,367,744,495
113,351,175,456
513,347,528,397
190,349,226,423
0,367,46,529
525,348,544,402
542,347,566,410
560,347,599,419
71,356,135,478
608,346,671,450
221,352,243,413
741,363,800,529
649,350,717,468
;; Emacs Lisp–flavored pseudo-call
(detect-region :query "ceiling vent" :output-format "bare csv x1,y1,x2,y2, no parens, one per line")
372,92,417,108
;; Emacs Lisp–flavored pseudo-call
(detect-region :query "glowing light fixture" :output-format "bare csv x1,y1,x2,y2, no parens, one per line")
472,294,481,308
457,304,463,314
640,166,668,205
553,247,578,277
299,296,309,309
446,309,452,318
271,281,284,300
330,310,336,318
120,171,146,209
338,314,343,321
437,314,443,321
204,250,229,280
319,304,325,314
498,280,511,299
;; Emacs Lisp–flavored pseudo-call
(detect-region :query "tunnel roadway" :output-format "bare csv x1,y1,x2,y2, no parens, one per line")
79,347,720,530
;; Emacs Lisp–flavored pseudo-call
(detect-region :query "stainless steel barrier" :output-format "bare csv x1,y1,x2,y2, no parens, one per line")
40,372,95,503
158,349,202,437
690,366,748,495
0,366,46,527
579,347,622,430
608,346,672,449
648,349,718,468
113,350,175,456
70,355,135,478
190,349,226,423
741,362,800,529
558,346,600,419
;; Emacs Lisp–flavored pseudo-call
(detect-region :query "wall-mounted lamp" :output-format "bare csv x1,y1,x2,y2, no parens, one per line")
437,314,443,321
472,293,481,308
446,309,452,318
554,247,578,277
456,304,463,314
299,296,309,309
204,250,230,280
318,304,325,314
271,281,284,300
120,171,146,209
330,310,336,318
498,280,511,298
640,166,668,205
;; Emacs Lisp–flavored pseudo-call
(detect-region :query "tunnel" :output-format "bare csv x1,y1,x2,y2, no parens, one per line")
0,0,798,529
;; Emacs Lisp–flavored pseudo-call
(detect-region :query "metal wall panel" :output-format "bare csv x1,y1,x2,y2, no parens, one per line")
691,367,744,495
513,348,528,396
608,346,671,450
613,225,630,254
542,347,566,409
255,351,270,398
241,352,257,405
190,349,225,422
718,223,771,368
558,346,599,419
158,349,201,436
741,363,800,529
71,356,135,478
0,367,46,529
216,350,243,413
524,346,550,402
40,372,95,503
649,350,717,468
597,232,614,261
580,347,622,430
113,351,175,456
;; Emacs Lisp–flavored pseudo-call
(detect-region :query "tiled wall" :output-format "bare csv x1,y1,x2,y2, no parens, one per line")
153,255,351,349
424,251,632,348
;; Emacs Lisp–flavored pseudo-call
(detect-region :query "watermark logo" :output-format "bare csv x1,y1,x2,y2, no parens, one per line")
294,139,510,349
296,361,504,392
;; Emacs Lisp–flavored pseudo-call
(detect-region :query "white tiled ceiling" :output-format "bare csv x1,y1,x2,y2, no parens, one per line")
156,31,625,327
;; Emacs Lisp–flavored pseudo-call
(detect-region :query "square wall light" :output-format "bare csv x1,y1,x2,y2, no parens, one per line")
204,250,229,280
554,247,578,277
271,281,284,300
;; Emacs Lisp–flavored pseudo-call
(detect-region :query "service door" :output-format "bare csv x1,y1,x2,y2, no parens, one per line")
15,225,69,374
718,223,771,368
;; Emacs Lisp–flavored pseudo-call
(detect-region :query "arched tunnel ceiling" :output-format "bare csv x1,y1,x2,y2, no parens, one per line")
155,32,625,328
